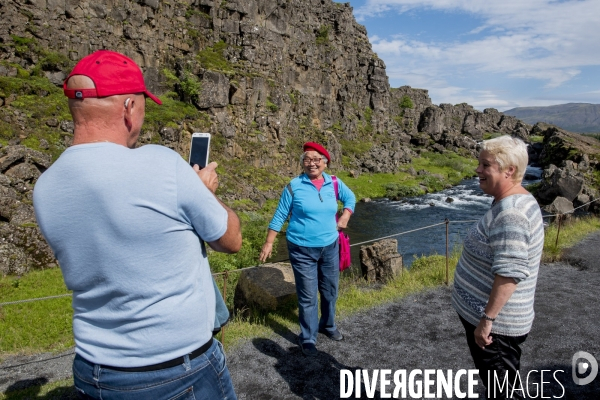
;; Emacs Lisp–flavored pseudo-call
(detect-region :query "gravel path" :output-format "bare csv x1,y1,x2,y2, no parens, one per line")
2,232,600,399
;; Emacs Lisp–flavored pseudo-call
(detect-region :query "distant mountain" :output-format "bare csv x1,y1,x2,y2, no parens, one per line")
503,103,600,133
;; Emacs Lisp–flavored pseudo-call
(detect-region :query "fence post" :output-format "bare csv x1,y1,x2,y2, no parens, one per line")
221,271,229,345
445,218,449,286
555,214,563,249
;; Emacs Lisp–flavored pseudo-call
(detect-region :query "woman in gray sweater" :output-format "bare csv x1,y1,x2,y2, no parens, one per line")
452,135,544,399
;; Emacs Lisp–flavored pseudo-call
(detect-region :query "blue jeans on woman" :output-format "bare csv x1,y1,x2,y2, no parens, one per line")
73,339,237,400
287,238,340,345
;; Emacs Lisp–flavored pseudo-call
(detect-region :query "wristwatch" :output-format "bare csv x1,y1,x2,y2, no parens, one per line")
481,312,496,322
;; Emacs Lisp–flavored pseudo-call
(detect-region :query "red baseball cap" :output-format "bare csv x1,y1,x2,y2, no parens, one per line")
63,50,162,105
303,142,330,163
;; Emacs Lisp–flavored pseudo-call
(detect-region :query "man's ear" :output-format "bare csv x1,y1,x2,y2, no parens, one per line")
123,97,133,130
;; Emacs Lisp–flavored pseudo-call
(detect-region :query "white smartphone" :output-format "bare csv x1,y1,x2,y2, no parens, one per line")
189,132,211,168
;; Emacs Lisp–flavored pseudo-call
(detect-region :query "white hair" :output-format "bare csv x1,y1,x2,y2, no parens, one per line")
480,135,528,182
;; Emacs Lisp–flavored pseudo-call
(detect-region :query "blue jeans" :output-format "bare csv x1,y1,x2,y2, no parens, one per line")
73,339,237,400
287,238,340,344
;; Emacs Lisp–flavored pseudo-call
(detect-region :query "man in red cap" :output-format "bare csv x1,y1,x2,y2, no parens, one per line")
34,50,241,399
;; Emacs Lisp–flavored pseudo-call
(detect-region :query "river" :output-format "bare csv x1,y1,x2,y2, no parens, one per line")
271,166,542,267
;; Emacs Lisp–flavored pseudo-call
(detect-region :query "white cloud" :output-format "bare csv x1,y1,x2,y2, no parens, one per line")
355,0,600,107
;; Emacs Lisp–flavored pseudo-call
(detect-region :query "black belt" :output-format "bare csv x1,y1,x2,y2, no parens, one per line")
101,338,213,372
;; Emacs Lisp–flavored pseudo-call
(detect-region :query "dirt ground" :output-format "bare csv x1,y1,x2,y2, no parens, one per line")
2,232,600,399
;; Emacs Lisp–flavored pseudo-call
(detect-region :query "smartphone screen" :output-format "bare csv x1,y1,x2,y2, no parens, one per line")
189,135,210,168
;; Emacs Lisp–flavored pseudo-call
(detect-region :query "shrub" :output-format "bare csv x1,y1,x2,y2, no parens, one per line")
316,25,330,45
399,95,414,109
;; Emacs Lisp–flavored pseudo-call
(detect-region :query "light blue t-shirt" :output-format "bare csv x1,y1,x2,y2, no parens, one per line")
33,143,228,367
268,172,356,247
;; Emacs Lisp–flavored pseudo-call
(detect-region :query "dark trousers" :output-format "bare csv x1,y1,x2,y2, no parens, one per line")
459,315,528,400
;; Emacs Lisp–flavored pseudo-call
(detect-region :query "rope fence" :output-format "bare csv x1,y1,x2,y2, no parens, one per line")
2,202,600,369
4,198,599,309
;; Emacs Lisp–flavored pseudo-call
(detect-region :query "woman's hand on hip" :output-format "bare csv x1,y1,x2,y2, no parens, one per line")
474,319,493,349
337,210,351,230
259,242,273,263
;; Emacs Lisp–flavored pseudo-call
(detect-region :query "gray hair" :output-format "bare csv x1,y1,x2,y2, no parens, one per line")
300,151,328,166
480,135,528,182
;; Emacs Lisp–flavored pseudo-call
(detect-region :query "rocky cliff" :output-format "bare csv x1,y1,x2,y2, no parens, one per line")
0,0,531,177
0,0,597,274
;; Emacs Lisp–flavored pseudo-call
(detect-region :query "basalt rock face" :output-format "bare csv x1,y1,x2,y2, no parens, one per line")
415,104,531,157
0,146,55,275
534,126,600,214
1,0,532,181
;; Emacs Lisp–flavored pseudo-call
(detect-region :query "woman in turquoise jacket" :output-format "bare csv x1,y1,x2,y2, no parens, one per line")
259,142,356,357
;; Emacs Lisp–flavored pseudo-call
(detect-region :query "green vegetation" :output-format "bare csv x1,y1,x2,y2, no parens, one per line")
161,69,202,103
542,216,600,262
0,74,70,159
143,92,211,135
266,97,279,112
399,95,414,109
185,8,211,19
0,378,78,400
482,132,503,140
333,151,477,200
315,25,330,45
529,135,544,143
0,269,73,356
197,40,234,74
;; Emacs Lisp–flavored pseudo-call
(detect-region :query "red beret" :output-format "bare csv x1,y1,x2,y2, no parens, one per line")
303,142,330,163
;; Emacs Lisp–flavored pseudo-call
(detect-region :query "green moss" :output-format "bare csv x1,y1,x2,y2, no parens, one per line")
266,98,279,112
144,95,210,133
288,90,299,105
197,41,234,74
185,8,211,19
10,35,36,57
529,135,544,143
316,25,330,45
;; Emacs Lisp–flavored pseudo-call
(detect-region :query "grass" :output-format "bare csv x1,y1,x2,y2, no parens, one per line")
542,215,600,262
0,269,73,358
0,378,78,400
333,151,477,200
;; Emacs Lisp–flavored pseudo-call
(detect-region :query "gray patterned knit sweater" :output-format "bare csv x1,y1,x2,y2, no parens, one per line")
452,194,544,336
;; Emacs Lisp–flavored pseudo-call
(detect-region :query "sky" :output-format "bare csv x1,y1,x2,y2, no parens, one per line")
342,0,600,111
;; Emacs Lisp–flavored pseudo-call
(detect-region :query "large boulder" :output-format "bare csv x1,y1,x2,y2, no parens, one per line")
536,164,585,204
359,239,404,282
234,262,297,312
543,196,574,216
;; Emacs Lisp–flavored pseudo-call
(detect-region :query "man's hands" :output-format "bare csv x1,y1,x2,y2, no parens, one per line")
192,162,242,254
194,162,218,193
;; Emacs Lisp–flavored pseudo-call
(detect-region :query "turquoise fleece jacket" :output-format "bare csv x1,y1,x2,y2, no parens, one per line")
268,172,356,247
